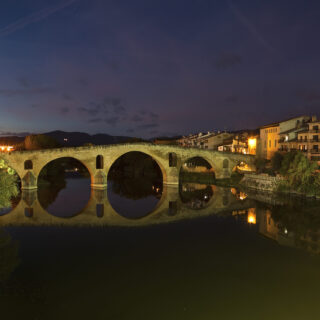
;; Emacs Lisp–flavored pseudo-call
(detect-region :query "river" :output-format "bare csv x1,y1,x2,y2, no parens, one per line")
1,175,320,320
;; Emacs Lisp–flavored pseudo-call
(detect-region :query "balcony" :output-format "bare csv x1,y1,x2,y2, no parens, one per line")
297,139,320,142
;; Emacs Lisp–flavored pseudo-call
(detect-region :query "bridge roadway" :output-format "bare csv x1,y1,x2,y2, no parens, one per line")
0,143,256,190
0,185,256,227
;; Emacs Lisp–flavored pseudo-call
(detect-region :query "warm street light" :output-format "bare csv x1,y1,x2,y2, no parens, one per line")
0,146,14,152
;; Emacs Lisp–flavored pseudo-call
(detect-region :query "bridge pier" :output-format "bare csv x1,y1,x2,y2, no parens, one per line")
91,170,108,189
21,171,38,190
163,167,179,186
215,169,232,180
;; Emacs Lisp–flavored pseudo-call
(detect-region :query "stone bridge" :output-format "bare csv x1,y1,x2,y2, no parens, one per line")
0,185,256,228
0,143,255,190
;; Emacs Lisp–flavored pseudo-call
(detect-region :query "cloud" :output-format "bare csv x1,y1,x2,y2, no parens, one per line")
62,93,72,100
137,123,159,130
0,0,78,37
149,112,159,120
131,115,143,122
0,87,53,97
215,53,242,70
78,78,89,87
227,0,275,53
60,107,70,114
78,97,126,118
225,95,239,104
88,118,103,124
105,117,119,125
17,77,30,88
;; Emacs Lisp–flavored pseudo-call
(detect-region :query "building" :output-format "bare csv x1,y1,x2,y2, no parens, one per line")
278,115,310,152
177,131,234,150
217,134,247,154
297,115,320,163
260,115,310,160
259,122,280,159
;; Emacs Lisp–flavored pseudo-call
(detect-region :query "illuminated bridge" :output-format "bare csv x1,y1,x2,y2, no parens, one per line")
0,143,255,190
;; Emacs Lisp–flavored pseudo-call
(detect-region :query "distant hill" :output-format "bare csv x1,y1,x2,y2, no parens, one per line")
44,131,139,147
0,130,142,148
0,136,25,145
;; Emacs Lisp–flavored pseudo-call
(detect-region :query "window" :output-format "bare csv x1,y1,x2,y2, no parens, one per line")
313,125,319,131
269,140,271,148
96,155,104,169
24,160,33,170
274,140,277,147
313,135,319,142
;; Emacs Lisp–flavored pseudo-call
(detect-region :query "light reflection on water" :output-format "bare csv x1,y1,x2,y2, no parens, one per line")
1,177,320,319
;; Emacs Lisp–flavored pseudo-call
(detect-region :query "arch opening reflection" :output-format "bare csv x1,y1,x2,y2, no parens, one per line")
37,157,91,218
107,151,163,219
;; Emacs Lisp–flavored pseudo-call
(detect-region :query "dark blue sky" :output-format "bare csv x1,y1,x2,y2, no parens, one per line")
0,0,319,137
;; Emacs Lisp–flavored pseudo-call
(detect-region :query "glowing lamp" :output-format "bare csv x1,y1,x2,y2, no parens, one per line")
0,146,14,152
247,209,256,224
248,138,256,148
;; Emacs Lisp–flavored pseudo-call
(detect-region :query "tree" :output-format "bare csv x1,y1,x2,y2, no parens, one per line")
278,152,320,196
254,157,267,174
271,152,283,173
280,151,297,175
0,159,19,209
24,134,60,150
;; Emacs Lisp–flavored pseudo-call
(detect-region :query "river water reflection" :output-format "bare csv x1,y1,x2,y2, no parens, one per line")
1,177,320,319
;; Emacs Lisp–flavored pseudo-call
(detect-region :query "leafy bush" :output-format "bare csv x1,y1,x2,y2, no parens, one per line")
271,152,283,173
24,134,60,150
255,157,267,174
276,152,320,196
0,159,19,209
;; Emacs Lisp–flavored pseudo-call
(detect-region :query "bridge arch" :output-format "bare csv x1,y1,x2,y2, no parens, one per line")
37,156,92,218
179,156,216,180
107,150,167,184
38,156,94,185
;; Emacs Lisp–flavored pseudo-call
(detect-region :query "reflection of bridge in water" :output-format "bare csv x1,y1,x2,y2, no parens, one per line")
0,185,256,227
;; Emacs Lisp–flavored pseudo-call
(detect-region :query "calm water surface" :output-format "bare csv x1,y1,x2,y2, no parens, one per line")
1,176,320,320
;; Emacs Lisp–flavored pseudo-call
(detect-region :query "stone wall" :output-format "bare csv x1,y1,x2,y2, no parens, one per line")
240,173,283,192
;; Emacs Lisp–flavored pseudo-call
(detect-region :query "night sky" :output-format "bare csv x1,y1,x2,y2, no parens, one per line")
0,0,319,138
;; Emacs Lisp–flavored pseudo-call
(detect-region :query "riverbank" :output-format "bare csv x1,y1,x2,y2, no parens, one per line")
240,173,320,200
